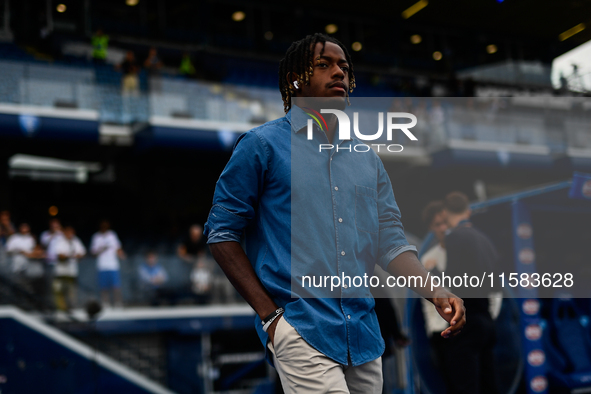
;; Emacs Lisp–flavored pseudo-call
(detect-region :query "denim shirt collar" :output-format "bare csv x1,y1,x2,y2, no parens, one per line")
286,105,308,134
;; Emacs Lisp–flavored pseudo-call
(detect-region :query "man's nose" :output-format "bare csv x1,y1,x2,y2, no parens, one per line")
332,65,345,79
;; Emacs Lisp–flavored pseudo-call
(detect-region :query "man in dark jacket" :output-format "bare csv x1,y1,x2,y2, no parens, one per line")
442,191,499,394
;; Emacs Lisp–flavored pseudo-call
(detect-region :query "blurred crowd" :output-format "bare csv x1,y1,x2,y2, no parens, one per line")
0,210,225,313
92,29,198,96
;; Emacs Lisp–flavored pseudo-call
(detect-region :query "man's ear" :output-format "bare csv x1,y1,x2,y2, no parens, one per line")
286,72,299,87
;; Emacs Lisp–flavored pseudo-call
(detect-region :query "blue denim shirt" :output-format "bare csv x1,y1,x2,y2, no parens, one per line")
204,105,416,366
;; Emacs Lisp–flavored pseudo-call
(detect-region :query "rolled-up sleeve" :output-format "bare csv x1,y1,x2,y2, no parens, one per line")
375,158,417,270
204,131,268,244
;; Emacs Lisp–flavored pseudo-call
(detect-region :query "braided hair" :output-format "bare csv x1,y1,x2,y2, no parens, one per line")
279,33,356,113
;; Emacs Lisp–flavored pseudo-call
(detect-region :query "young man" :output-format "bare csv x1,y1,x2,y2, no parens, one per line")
90,220,125,308
205,33,465,393
442,192,499,394
53,225,86,311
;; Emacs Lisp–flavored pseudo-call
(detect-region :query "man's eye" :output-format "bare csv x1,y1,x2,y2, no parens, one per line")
317,63,328,68
341,67,349,72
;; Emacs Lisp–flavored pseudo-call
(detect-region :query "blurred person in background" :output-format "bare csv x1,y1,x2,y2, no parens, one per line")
53,225,86,311
117,50,140,96
178,224,213,303
28,244,50,310
177,224,207,263
0,210,15,245
91,28,109,64
41,217,63,309
179,52,196,77
91,220,125,308
442,192,499,394
429,100,446,146
7,223,47,307
6,223,37,281
190,259,212,304
0,210,16,271
413,99,428,145
40,218,62,250
420,201,450,373
138,250,168,305
144,47,163,93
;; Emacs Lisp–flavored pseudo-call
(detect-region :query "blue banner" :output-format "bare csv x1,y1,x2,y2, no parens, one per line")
0,112,99,142
568,172,591,200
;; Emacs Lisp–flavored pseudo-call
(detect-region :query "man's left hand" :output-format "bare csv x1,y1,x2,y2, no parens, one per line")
431,289,466,338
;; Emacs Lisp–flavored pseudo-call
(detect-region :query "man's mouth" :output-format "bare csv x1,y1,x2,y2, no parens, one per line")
329,82,347,93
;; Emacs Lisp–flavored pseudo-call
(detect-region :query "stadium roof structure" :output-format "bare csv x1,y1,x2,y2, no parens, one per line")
35,0,591,75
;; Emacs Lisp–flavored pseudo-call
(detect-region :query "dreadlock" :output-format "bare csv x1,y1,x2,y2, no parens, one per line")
279,33,356,113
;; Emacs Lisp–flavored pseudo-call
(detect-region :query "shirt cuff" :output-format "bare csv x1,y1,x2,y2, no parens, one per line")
206,229,242,244
204,204,250,244
379,245,418,270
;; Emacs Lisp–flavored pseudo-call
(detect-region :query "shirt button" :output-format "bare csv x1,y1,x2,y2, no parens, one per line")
341,251,345,256
338,218,343,223
334,186,338,191
347,315,351,320
343,284,348,289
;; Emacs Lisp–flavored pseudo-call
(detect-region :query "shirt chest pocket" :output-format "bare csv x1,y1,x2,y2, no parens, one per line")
355,185,378,234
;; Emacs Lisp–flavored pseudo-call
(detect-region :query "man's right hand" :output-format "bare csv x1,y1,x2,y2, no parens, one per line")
210,242,282,347
267,316,282,347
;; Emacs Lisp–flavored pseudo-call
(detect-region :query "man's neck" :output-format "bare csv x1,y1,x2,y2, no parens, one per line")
448,212,471,229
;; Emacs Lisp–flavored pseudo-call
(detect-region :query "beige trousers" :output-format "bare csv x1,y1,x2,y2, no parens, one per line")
268,316,383,394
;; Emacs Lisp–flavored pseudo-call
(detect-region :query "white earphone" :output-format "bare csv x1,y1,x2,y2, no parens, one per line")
293,81,299,89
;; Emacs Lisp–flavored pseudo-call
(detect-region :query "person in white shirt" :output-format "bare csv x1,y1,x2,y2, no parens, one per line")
53,225,86,311
6,223,46,300
90,220,125,307
6,223,37,275
190,259,212,304
40,218,63,250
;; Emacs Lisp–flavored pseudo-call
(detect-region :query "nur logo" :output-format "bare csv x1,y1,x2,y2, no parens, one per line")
302,107,328,132
304,108,418,153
